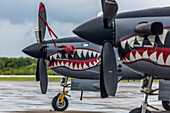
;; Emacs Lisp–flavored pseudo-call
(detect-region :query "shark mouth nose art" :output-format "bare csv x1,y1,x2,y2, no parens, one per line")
48,48,101,71
118,29,170,67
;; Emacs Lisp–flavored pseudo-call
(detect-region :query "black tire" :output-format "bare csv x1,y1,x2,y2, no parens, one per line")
129,108,151,113
52,93,69,111
162,101,170,111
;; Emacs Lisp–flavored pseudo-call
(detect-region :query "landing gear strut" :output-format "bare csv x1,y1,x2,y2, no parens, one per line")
52,76,70,111
130,75,159,113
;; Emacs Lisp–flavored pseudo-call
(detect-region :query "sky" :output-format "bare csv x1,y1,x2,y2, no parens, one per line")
1,0,170,57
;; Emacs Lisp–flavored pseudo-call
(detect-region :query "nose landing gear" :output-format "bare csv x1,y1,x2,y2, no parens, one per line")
52,77,70,111
130,75,159,113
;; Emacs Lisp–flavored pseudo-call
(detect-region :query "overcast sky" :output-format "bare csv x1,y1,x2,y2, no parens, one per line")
1,0,170,57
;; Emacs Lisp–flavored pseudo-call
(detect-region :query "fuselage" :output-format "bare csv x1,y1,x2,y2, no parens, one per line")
116,7,170,78
73,6,170,79
46,37,142,80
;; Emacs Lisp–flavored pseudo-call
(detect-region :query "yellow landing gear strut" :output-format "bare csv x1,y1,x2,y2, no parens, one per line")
58,91,69,105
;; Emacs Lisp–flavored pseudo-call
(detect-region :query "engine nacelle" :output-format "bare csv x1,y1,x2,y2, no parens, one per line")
134,22,163,37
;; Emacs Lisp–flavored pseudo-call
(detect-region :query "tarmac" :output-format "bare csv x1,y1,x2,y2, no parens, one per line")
0,81,169,113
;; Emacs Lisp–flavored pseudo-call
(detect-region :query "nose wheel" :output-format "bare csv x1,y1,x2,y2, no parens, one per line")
52,93,69,111
52,76,70,111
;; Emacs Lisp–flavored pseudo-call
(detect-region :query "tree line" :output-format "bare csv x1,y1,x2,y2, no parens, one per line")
0,57,57,75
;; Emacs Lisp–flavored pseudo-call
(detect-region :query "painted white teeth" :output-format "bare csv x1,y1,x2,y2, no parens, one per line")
65,54,68,58
74,64,78,70
97,53,101,58
143,50,149,58
54,62,57,67
57,53,62,58
70,62,73,69
79,63,82,70
57,62,61,66
157,53,164,65
93,61,97,65
120,29,169,55
49,49,102,70
50,66,54,68
93,52,97,57
166,55,170,66
97,58,101,63
135,51,142,60
130,52,135,61
125,58,130,62
61,61,64,66
83,63,88,69
53,54,57,59
128,37,135,48
159,30,168,44
121,41,126,49
50,56,53,60
122,59,126,62
88,51,92,57
65,62,69,67
149,52,157,62
83,50,88,57
77,50,82,58
89,62,93,67
136,36,144,45
147,36,155,46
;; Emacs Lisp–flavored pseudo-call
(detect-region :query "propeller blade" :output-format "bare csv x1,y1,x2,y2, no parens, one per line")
100,42,118,97
38,2,47,42
39,58,48,94
101,0,105,12
36,59,40,81
103,0,118,28
100,52,108,98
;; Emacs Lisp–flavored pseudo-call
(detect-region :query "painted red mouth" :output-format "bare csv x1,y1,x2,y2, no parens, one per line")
121,47,170,67
48,48,101,71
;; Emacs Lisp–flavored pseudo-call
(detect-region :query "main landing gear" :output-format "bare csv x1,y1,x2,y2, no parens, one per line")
52,77,70,111
130,75,159,113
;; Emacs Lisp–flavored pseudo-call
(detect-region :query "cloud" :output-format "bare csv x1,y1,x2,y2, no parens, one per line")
0,18,77,57
1,0,170,57
47,19,77,38
0,19,36,57
0,0,100,24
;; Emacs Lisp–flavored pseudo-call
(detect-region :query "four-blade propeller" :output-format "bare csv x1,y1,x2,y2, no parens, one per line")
23,2,53,94
23,2,75,94
73,0,119,98
101,0,118,98
36,2,48,94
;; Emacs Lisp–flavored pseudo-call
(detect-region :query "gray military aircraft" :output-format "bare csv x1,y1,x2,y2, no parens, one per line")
73,0,170,113
22,1,170,113
22,2,144,112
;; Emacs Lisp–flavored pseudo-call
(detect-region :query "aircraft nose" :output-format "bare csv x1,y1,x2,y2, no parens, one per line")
22,43,47,59
73,16,114,45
